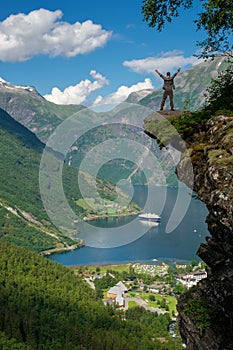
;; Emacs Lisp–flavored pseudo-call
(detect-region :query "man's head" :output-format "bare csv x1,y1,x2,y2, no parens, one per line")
166,72,171,77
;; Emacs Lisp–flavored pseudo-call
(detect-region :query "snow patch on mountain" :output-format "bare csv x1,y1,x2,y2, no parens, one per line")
0,76,37,93
126,89,154,103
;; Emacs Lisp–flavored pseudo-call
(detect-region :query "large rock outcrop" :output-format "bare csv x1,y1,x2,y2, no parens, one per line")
144,113,233,349
176,114,233,349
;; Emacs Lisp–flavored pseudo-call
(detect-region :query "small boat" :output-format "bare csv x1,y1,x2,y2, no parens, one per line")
138,213,161,222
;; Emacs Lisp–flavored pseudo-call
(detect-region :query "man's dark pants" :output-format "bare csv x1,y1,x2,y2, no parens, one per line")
160,90,174,110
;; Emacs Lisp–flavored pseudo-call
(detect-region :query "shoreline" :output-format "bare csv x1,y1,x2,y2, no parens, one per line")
50,256,194,268
40,241,85,257
70,262,133,270
68,258,193,271
82,210,140,221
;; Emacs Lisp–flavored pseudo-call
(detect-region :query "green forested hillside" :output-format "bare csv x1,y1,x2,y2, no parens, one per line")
0,241,182,350
0,108,140,252
0,107,85,252
0,108,46,219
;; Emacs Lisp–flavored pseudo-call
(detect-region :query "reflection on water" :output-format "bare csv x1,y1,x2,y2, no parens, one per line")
139,220,159,228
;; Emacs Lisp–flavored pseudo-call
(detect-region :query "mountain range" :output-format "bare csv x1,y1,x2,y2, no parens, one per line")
126,56,229,111
0,57,229,186
0,57,229,143
0,56,230,252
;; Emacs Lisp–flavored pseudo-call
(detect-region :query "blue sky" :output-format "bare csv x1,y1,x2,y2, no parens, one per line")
0,0,205,107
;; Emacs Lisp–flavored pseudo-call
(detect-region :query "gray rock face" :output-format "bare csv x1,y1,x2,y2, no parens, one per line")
176,115,233,349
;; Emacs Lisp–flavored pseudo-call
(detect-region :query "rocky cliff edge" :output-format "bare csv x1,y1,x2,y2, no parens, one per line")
144,112,233,349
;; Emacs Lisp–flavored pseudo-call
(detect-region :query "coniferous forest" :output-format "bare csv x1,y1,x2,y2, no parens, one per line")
0,241,182,350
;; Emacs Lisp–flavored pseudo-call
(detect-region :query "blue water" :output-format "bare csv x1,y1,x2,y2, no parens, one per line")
49,185,209,266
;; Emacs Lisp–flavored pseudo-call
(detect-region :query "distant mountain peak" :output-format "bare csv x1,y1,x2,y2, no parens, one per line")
0,76,37,94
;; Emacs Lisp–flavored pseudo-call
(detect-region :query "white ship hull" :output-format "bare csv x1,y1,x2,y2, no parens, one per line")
138,213,161,222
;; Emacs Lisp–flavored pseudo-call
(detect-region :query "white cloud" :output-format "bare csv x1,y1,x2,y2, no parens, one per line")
44,70,109,105
123,50,202,76
92,78,154,106
0,8,112,62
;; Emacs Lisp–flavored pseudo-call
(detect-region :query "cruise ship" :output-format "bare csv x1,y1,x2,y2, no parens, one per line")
138,213,161,222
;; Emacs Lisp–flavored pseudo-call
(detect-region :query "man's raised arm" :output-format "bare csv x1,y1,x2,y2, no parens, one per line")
172,67,181,78
155,69,163,78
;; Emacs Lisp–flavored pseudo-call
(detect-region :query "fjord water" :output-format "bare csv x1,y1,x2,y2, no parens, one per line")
49,184,209,266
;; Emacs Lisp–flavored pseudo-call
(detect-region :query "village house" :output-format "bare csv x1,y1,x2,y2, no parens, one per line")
105,281,128,308
177,270,207,288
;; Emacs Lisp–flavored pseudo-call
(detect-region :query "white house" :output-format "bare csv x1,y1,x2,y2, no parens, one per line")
106,281,128,307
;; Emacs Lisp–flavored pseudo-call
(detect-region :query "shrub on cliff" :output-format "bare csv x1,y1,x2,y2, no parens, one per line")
205,64,233,113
